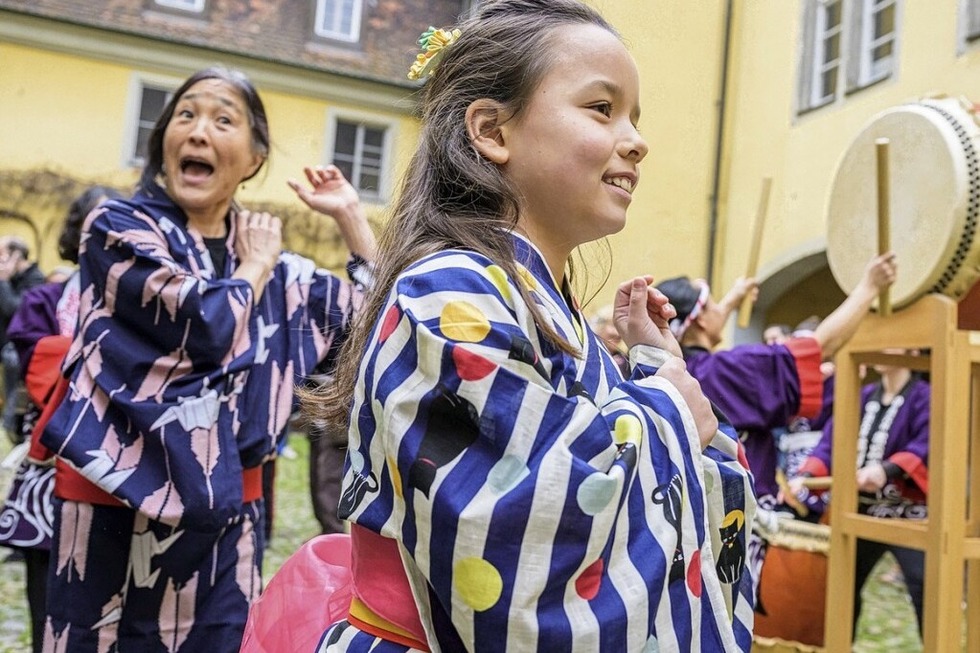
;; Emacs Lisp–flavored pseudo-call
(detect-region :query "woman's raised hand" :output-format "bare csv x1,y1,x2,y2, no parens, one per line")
287,165,359,220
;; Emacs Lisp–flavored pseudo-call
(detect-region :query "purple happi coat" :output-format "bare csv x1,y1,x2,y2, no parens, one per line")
800,378,930,517
683,339,823,507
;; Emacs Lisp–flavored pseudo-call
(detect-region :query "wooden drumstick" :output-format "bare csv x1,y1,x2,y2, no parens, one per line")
876,138,892,317
800,476,833,490
775,468,809,517
737,177,772,329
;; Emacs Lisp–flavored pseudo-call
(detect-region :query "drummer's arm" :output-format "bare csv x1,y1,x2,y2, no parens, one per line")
717,276,759,320
813,252,897,359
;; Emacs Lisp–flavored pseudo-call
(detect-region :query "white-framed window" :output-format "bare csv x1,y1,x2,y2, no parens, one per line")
849,0,896,89
806,0,843,109
960,0,980,47
122,75,177,168
798,0,900,114
154,0,205,12
326,112,396,201
315,0,363,43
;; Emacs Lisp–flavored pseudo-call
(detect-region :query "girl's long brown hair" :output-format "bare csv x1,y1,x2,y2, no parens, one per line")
308,0,618,429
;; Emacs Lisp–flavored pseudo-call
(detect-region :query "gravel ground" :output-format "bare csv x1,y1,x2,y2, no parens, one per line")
0,436,933,652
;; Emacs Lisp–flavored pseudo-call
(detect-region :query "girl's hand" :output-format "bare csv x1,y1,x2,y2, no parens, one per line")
655,357,718,449
613,275,682,357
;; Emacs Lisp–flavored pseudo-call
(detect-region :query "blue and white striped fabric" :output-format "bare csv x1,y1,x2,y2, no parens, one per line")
320,234,755,652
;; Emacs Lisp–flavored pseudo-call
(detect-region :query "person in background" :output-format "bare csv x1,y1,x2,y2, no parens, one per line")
0,235,45,443
656,254,896,510
303,1,757,649
788,353,928,641
280,165,377,539
763,323,791,346
39,67,375,652
1,185,123,653
589,304,629,376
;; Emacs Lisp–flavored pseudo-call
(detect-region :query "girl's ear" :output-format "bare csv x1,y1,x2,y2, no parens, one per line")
466,99,509,164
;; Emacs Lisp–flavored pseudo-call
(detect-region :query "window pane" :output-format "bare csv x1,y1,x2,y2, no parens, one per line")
363,127,384,149
334,121,357,156
134,86,170,161
824,33,840,63
155,0,204,10
969,0,980,38
317,0,360,40
358,172,379,193
826,1,842,27
334,159,355,184
821,68,838,99
874,5,895,39
140,87,168,124
873,40,893,62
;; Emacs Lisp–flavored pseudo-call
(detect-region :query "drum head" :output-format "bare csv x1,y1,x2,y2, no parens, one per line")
827,99,980,308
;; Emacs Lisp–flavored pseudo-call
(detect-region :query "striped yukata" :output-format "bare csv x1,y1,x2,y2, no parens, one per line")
317,234,756,652
39,185,368,652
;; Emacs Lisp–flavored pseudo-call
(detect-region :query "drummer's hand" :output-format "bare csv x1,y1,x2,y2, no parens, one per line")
654,357,717,449
614,276,682,357
857,463,887,492
861,252,897,292
719,276,759,312
779,477,808,504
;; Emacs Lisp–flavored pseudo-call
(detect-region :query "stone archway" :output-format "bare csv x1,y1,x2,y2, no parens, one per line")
733,249,846,345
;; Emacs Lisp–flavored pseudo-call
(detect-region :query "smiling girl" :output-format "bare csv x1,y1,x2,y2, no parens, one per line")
308,1,756,650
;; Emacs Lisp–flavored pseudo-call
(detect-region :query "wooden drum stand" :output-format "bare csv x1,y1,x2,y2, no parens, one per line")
824,292,980,652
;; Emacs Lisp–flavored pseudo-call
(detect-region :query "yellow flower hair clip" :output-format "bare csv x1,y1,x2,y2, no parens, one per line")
407,26,462,81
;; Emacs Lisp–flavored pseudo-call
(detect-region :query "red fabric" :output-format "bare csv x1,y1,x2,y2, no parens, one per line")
350,524,427,646
24,335,72,463
23,335,71,407
797,457,830,479
785,336,823,419
26,373,68,463
888,451,929,494
55,463,263,506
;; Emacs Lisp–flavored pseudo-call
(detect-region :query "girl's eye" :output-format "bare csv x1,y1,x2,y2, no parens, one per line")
591,103,613,118
177,109,193,119
217,116,232,126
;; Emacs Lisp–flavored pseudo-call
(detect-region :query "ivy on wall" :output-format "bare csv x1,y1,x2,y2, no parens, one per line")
0,168,377,276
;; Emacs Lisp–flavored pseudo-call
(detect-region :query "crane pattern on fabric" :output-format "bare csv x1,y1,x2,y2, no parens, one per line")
38,187,368,652
318,234,757,652
42,188,364,531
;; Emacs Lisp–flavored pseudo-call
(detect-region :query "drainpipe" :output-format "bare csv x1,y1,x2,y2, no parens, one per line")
706,0,734,286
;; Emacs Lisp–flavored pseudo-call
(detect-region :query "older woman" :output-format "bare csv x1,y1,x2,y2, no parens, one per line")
40,67,375,652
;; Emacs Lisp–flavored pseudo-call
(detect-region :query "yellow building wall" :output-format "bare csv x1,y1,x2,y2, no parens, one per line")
583,0,729,309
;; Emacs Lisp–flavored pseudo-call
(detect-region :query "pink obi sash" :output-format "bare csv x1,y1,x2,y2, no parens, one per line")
348,524,429,650
240,526,428,652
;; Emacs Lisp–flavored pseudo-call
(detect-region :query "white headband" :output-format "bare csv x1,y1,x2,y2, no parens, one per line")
669,280,710,339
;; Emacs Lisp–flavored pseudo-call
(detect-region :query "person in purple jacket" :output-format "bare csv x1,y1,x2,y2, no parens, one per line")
1,186,122,653
655,252,896,510
789,353,928,640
